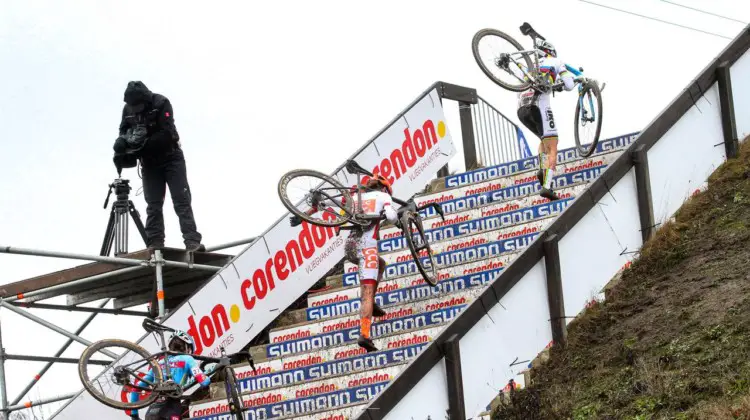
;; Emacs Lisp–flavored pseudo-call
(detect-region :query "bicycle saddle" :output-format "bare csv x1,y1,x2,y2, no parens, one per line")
142,318,176,334
520,22,545,40
345,160,373,177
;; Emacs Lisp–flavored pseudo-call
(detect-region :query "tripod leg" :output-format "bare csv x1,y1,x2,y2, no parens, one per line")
129,201,149,247
100,207,117,256
115,209,128,256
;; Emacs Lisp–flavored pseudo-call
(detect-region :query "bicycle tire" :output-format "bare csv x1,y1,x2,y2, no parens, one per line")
223,366,244,419
278,169,355,227
472,28,533,93
573,81,603,158
78,339,163,410
401,211,439,287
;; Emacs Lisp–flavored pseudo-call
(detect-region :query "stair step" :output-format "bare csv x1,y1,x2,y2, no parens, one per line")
375,182,588,254
190,379,390,419
412,150,616,210
260,304,464,360
293,260,506,327
200,363,406,415
271,286,486,342
249,321,443,364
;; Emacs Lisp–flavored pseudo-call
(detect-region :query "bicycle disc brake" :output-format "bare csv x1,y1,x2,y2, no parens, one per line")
495,53,510,70
112,367,131,386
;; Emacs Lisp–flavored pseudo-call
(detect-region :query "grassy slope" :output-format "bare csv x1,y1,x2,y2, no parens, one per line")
493,139,750,420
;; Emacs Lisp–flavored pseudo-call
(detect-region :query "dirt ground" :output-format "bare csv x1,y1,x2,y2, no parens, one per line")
492,139,750,420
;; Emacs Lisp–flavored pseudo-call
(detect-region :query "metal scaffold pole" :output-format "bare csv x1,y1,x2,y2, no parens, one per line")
10,299,110,406
155,250,166,318
0,311,8,420
7,392,78,413
0,244,221,272
0,301,118,359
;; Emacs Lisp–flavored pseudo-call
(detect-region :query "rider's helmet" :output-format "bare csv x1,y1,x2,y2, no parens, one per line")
536,40,557,58
169,330,196,354
363,175,393,195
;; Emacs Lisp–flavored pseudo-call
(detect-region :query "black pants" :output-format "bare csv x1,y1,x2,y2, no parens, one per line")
517,105,544,139
141,147,201,246
144,397,183,420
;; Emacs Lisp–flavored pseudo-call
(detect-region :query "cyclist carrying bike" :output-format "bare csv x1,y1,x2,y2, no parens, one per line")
290,175,397,352
128,330,210,420
516,37,586,201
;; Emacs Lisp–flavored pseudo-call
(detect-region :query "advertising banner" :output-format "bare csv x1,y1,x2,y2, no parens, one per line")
443,132,638,188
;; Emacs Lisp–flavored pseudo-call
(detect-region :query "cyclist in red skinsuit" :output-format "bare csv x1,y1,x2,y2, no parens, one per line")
290,175,398,352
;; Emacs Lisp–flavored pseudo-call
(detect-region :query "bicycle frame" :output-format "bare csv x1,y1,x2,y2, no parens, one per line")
124,319,253,394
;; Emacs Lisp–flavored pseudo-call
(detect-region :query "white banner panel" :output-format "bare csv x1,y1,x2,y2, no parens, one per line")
648,83,726,225
730,49,750,141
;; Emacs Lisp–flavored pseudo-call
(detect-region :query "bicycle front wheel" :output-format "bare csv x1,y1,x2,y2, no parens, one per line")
278,169,355,227
574,81,603,157
472,28,533,92
401,211,439,287
78,339,163,410
224,367,244,418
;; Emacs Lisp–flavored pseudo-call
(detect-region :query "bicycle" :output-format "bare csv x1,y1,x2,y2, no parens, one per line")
277,159,446,287
77,318,256,418
471,22,604,157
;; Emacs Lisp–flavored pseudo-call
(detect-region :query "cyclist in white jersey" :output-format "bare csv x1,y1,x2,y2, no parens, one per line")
516,38,585,201
289,175,398,352
343,175,398,352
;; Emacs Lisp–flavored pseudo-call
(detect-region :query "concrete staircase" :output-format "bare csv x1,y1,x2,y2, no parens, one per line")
187,134,637,420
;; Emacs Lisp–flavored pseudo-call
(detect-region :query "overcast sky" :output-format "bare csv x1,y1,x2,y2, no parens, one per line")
1,0,748,417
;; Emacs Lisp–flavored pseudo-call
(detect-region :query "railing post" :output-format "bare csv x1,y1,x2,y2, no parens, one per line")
459,102,479,171
632,145,656,243
716,62,739,159
437,82,479,173
543,234,566,347
442,334,466,420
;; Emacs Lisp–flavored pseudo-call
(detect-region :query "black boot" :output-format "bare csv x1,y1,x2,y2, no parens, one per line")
372,303,387,317
540,188,560,201
357,336,378,352
185,241,206,252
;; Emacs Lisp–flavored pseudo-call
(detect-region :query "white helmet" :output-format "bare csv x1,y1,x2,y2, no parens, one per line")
537,39,557,57
170,330,196,353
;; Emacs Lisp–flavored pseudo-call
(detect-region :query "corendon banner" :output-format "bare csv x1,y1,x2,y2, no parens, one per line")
56,88,456,420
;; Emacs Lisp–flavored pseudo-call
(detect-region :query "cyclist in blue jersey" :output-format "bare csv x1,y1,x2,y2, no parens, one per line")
128,330,210,420
516,38,586,201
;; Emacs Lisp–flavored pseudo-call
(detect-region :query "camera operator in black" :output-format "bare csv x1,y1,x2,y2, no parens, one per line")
120,81,205,252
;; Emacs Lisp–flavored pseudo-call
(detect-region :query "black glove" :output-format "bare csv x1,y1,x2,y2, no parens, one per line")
289,215,302,227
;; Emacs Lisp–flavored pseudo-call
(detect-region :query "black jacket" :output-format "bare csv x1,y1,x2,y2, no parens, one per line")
119,81,180,158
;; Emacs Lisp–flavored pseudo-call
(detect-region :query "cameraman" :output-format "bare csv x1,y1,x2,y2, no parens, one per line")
118,81,205,252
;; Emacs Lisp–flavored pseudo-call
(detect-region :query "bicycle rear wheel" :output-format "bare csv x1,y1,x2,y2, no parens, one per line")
278,169,355,227
401,211,439,287
78,339,163,410
472,28,534,92
573,81,603,157
223,366,244,419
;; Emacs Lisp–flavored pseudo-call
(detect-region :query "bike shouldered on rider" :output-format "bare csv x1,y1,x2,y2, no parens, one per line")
128,331,209,420
290,175,398,352
515,37,588,201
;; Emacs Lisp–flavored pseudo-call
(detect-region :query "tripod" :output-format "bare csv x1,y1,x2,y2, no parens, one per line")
100,178,148,256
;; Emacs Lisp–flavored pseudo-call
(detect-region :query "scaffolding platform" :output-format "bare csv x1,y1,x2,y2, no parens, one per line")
0,248,232,310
